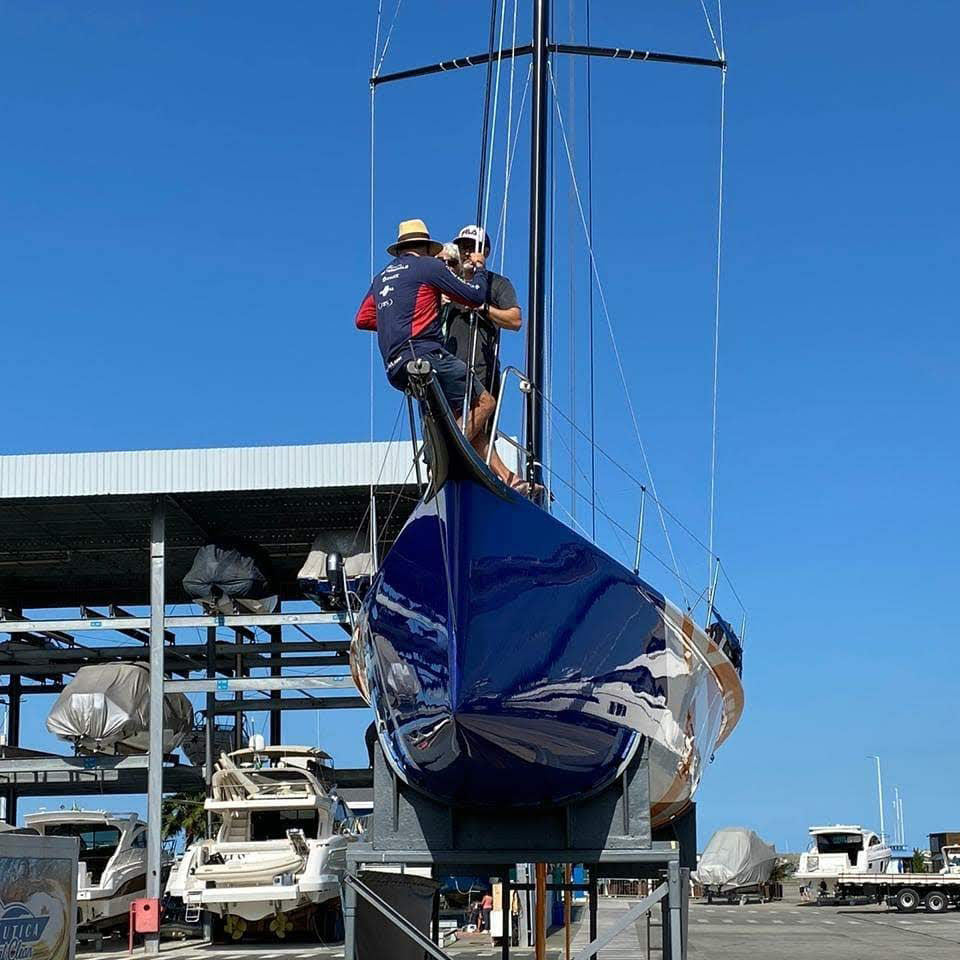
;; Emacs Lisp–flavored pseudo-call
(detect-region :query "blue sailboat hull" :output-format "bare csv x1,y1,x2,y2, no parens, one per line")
355,371,742,812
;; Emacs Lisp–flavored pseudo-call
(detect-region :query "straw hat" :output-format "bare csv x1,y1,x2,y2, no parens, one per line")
387,219,443,256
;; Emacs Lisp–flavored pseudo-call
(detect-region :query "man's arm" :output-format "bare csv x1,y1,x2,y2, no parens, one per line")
425,256,488,308
355,292,377,331
487,274,522,331
488,304,521,331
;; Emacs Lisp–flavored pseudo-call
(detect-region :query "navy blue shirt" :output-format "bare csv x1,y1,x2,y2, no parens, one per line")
356,254,488,366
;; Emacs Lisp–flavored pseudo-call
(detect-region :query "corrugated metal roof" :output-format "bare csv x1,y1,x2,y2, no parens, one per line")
0,441,416,499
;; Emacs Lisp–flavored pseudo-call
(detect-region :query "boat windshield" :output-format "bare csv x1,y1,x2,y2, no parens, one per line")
251,808,320,841
45,824,122,883
815,833,864,864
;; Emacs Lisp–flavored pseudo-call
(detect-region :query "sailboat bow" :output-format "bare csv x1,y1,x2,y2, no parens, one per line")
352,364,744,820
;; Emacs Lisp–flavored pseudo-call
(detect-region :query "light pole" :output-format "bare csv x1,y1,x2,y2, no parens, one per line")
868,755,885,843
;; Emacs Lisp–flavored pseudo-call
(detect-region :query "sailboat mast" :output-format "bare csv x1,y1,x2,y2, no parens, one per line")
525,0,550,485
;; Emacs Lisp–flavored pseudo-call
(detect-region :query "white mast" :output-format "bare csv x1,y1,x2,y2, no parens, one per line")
868,755,885,843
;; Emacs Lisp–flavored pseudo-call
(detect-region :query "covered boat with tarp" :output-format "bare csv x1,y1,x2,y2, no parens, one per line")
693,829,778,901
47,662,193,755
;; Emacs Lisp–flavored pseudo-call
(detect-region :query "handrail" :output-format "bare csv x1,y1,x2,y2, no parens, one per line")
486,365,531,468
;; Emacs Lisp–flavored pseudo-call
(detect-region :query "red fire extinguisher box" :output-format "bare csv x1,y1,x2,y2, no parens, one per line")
131,898,160,933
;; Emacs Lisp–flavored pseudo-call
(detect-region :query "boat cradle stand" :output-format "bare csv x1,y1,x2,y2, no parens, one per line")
342,745,693,960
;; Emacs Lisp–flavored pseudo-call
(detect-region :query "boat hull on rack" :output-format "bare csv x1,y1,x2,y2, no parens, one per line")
353,372,743,823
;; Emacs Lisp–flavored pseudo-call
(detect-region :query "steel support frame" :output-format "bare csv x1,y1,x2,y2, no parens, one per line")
4,674,20,824
342,843,684,960
0,611,347,634
165,675,356,693
145,496,165,955
268,624,282,744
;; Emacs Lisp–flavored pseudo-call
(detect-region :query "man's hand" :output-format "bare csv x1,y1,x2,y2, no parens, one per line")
467,251,486,269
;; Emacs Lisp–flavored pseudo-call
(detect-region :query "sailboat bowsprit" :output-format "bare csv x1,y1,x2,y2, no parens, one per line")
353,0,744,827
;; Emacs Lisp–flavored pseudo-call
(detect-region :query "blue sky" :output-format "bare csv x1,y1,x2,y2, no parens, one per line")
2,1,958,852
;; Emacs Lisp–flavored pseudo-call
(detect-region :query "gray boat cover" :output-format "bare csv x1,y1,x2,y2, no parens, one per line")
693,828,778,889
47,663,193,755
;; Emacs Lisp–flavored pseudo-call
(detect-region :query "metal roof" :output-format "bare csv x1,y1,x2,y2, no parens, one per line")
0,441,414,500
0,441,420,608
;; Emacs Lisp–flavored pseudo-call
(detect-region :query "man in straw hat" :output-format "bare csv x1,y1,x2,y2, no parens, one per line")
356,219,522,488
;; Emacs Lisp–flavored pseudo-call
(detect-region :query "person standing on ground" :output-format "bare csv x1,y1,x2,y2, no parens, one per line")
480,889,494,932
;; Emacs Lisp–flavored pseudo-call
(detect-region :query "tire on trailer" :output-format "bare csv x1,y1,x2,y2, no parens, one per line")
924,890,949,914
895,888,920,913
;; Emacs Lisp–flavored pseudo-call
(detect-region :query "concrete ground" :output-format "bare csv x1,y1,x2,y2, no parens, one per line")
83,895,960,959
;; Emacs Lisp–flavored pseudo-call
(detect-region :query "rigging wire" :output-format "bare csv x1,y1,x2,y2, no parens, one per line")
475,0,501,227
547,62,689,608
368,2,385,568
567,0,577,524
497,0,522,270
374,0,404,77
492,63,533,260
707,65,726,607
585,0,597,541
481,0,511,234
697,0,722,60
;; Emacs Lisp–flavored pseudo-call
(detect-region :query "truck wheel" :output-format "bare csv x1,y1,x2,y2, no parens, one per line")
924,891,948,914
896,888,920,913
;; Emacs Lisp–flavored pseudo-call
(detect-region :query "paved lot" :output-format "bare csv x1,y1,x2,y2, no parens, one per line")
83,896,960,959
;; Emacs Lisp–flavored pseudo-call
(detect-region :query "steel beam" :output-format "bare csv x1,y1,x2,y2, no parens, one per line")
210,695,366,714
4,676,21,824
268,624,282,745
0,640,348,662
166,675,356,694
145,497,165,955
204,625,215,839
0,611,347,634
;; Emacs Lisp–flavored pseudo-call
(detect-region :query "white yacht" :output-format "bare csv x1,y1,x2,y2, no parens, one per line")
166,744,355,941
25,810,149,928
796,824,892,894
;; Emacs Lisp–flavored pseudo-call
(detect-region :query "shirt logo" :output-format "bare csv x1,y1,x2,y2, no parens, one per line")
379,284,394,297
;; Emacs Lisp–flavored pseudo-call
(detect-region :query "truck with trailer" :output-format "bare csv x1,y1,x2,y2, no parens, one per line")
835,845,960,914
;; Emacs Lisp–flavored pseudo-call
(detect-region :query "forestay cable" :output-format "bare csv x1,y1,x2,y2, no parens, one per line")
368,1,385,568
548,63,688,607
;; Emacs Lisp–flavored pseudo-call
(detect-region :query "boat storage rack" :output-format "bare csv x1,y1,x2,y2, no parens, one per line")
341,745,691,960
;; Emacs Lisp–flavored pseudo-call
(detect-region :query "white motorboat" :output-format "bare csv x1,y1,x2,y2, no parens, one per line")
796,824,892,894
25,810,149,928
166,745,356,941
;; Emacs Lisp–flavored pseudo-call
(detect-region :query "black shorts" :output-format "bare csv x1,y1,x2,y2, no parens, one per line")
387,348,481,413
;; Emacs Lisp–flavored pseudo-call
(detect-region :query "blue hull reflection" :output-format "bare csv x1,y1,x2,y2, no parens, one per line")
355,375,744,812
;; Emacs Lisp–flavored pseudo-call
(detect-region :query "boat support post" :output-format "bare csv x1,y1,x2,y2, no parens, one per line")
4,675,20,824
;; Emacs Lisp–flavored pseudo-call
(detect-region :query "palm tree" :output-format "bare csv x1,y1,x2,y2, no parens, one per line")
162,792,208,847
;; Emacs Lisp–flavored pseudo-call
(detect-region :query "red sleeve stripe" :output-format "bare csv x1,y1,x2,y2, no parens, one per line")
355,293,377,330
411,283,437,337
